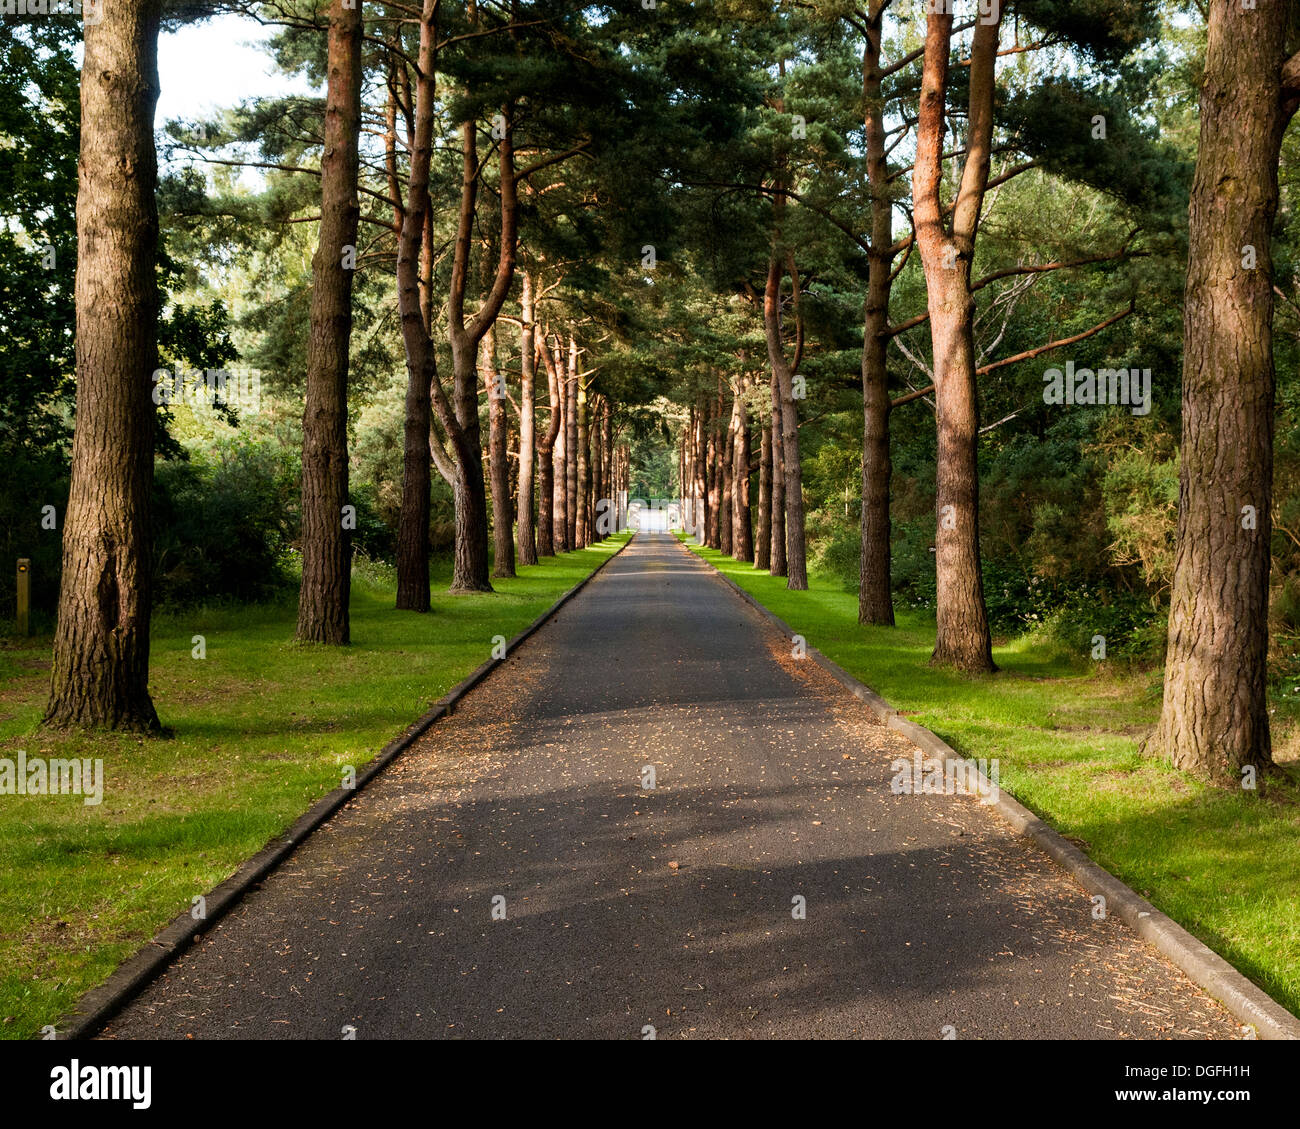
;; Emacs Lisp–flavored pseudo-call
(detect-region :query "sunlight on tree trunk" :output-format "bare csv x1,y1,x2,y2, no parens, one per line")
296,0,362,644
45,0,163,730
1146,0,1299,784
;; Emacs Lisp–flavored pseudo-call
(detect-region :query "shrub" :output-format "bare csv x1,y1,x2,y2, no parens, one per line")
152,438,298,607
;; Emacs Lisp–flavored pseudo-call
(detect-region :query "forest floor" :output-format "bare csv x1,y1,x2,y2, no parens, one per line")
96,532,1243,1039
686,538,1300,1021
0,534,630,1040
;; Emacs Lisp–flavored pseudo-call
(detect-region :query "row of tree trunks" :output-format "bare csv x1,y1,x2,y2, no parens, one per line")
706,396,721,546
731,372,754,562
755,421,771,570
591,394,604,541
598,397,613,534
500,319,610,557
576,377,591,548
694,398,708,542
718,382,733,556
681,379,762,565
394,0,508,606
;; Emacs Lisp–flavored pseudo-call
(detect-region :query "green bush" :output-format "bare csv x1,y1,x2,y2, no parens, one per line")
152,439,298,607
814,522,861,592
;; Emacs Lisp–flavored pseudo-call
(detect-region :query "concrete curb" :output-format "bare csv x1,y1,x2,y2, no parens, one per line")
682,535,1300,1041
55,533,636,1041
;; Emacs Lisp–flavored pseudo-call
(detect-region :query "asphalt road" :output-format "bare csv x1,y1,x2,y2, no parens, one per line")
101,532,1241,1039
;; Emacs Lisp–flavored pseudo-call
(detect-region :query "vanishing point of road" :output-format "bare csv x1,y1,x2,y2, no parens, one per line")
101,532,1241,1039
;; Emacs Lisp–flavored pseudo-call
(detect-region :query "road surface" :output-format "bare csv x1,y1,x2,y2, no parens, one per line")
101,532,1240,1039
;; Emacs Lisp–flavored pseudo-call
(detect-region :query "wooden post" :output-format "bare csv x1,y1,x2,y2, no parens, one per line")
16,558,30,636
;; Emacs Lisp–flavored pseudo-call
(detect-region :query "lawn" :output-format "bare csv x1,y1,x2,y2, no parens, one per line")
685,537,1300,1020
0,534,629,1039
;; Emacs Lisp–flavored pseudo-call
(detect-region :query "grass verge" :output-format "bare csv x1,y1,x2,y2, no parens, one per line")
0,534,630,1039
685,537,1300,1019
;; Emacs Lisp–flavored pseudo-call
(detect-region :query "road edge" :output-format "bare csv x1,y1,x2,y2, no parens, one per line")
682,535,1300,1041
53,532,636,1041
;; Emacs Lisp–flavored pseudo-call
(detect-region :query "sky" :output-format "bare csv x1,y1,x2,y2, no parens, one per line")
156,13,318,127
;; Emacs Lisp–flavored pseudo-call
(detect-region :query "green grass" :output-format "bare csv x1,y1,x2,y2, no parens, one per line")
685,537,1300,1021
0,534,629,1039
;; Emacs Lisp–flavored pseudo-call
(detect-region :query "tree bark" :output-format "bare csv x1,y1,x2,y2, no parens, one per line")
576,377,590,548
550,335,569,551
769,370,787,576
681,426,691,528
600,398,613,537
706,402,721,548
731,373,754,562
693,395,709,541
859,2,895,626
483,325,515,578
294,0,362,644
719,382,734,556
682,407,695,533
445,106,518,593
763,257,807,588
516,272,538,565
536,331,562,556
914,8,996,670
1146,0,1296,783
755,415,771,570
564,335,579,550
395,0,439,611
45,0,163,730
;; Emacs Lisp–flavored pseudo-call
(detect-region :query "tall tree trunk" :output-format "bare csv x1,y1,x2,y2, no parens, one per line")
731,373,753,562
859,2,895,626
536,331,562,556
769,370,787,576
394,0,439,612
448,313,493,592
706,404,721,548
550,336,569,551
395,368,433,610
590,394,605,538
483,325,515,578
755,415,771,570
763,257,807,588
681,426,691,520
450,451,491,592
516,272,538,565
576,378,590,548
914,8,996,670
1146,0,1299,784
693,396,709,541
295,0,362,643
565,335,579,549
45,0,163,730
600,398,613,537
682,408,695,533
719,382,734,556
